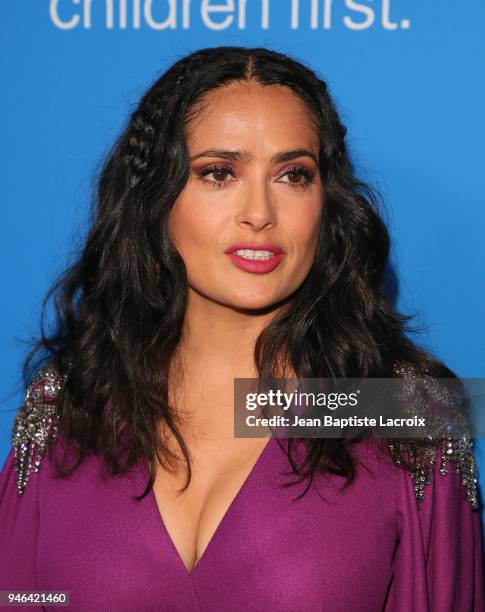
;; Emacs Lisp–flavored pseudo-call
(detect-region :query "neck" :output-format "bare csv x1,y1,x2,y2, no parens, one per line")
165,289,293,439
173,289,282,380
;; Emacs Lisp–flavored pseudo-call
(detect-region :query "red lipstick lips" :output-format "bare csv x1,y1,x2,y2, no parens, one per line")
224,242,285,274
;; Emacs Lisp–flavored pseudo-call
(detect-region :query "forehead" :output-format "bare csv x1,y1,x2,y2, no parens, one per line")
185,81,319,150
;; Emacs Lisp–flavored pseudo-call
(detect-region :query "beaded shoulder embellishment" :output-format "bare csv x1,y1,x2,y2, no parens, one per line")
12,365,63,496
389,363,479,511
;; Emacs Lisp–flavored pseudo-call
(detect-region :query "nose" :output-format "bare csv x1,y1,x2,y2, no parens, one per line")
235,175,277,232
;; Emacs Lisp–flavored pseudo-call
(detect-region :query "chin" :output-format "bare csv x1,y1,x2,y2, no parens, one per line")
226,292,291,313
189,283,293,313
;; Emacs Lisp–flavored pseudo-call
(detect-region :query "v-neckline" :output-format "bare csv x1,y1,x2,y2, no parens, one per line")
148,436,275,577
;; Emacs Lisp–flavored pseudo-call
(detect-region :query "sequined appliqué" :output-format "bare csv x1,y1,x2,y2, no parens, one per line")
12,365,63,496
389,363,480,511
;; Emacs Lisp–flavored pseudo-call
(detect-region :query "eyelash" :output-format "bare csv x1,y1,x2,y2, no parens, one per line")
197,164,315,190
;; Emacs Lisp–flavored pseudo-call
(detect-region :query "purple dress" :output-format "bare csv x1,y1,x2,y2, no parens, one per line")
0,370,484,611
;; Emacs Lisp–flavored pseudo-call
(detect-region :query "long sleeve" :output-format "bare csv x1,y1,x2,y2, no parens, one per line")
384,442,485,611
0,366,62,610
0,448,42,596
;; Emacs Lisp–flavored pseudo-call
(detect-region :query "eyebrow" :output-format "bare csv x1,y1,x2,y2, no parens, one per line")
189,148,319,166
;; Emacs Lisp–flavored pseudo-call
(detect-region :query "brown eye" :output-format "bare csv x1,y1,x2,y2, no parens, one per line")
279,166,315,190
212,168,231,182
287,170,303,184
198,164,235,189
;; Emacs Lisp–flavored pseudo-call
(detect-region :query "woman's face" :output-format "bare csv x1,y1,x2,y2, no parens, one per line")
167,80,324,312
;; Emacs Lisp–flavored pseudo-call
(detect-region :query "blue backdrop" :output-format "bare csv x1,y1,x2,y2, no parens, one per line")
2,1,484,529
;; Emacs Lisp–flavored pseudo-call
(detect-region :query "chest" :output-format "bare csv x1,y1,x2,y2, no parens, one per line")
151,436,271,573
36,441,401,611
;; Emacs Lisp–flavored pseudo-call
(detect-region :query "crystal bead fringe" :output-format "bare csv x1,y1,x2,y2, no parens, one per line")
390,363,479,511
12,365,62,496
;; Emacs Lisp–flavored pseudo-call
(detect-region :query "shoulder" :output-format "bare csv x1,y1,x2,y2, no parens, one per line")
388,360,480,512
388,437,480,512
12,364,64,496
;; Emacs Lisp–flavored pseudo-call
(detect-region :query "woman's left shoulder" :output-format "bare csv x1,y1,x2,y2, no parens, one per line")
391,360,480,511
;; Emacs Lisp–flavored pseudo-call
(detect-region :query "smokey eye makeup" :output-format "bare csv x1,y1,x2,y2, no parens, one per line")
195,163,316,190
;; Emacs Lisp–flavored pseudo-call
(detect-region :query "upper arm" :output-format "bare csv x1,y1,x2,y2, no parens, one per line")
0,365,62,594
0,448,41,591
419,442,484,610
384,439,485,611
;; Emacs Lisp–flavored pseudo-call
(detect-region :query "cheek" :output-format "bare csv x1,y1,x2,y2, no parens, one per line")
166,194,231,269
286,207,322,262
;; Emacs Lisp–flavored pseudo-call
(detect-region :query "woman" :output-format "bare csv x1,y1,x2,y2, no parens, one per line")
0,46,483,611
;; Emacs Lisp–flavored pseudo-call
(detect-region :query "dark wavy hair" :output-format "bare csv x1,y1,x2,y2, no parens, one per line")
24,46,456,499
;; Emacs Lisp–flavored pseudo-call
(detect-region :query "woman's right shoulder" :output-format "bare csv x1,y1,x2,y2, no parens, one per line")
7,364,65,497
0,365,66,590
